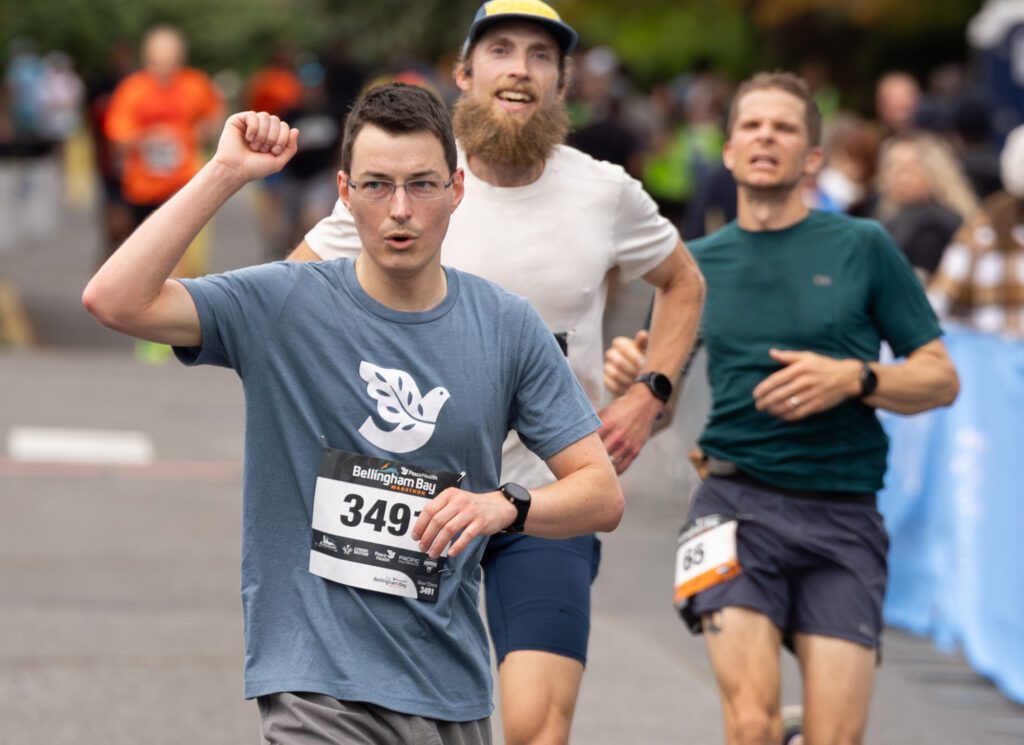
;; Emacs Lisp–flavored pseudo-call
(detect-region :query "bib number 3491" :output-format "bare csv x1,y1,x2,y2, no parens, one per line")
309,448,462,603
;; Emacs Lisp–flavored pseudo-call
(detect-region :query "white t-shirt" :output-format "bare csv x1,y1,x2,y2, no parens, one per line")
306,144,678,486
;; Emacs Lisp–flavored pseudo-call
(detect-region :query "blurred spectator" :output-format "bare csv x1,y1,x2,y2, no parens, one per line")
682,164,736,240
104,24,224,265
270,62,342,258
928,123,1024,336
1,37,61,248
810,113,880,215
913,62,968,133
799,59,841,123
875,71,921,136
245,47,302,117
952,97,1004,199
568,46,643,177
876,132,979,282
968,0,1024,142
321,36,367,122
37,51,84,144
4,38,47,147
86,39,136,257
643,66,729,228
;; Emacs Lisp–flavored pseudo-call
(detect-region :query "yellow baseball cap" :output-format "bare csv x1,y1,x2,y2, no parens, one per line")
464,0,578,54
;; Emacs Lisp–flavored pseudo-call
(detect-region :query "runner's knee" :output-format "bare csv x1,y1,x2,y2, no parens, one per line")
727,707,778,745
503,702,572,745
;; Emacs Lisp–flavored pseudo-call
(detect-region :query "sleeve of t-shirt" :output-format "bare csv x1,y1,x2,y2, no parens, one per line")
868,222,943,358
509,300,602,461
172,262,299,372
611,169,680,283
304,199,362,260
104,78,141,143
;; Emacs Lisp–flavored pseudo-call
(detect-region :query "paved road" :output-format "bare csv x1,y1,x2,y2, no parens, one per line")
2,178,1023,743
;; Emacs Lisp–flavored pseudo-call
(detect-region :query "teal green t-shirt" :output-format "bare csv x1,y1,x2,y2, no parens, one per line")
694,210,941,493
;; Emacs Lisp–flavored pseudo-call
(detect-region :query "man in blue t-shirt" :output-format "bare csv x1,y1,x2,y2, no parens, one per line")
604,72,960,745
84,83,623,744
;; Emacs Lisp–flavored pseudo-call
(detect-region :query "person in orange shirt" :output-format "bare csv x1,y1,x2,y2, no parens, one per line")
245,48,302,117
105,25,223,229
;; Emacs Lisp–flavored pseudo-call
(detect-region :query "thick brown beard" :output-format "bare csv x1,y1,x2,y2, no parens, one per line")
452,92,569,168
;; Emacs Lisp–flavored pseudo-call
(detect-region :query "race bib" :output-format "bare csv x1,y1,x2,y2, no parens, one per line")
309,448,463,602
140,136,183,175
673,514,742,607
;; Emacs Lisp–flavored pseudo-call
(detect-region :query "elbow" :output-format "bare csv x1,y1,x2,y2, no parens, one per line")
940,365,961,407
691,265,707,304
81,281,109,325
677,262,706,306
82,280,128,332
595,479,625,533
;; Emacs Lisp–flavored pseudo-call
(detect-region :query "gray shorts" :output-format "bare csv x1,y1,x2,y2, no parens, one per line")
683,473,889,649
258,692,491,745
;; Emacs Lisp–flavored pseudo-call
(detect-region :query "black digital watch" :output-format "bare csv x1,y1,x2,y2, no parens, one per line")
634,371,673,403
858,361,878,399
499,482,531,534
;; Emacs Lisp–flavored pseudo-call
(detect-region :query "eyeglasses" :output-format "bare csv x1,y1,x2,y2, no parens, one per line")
347,176,454,202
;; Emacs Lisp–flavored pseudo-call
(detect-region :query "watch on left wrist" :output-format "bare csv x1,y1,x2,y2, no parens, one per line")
634,371,673,403
858,361,878,399
499,482,531,534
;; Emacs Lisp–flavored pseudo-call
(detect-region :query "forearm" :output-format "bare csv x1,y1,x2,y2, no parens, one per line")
865,345,959,414
84,160,243,326
526,461,623,537
644,249,704,381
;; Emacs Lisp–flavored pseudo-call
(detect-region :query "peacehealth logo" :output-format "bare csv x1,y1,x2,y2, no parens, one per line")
357,361,450,454
352,462,445,496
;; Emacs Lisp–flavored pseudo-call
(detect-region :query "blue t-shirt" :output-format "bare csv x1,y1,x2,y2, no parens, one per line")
174,258,599,720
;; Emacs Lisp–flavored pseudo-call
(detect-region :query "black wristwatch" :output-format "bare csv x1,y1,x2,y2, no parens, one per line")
858,361,878,399
634,371,673,403
499,482,531,534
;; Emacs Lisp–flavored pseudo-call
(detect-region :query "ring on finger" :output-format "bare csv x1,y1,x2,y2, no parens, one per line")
788,396,800,409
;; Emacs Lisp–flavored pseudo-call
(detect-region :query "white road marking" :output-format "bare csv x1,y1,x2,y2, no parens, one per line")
6,426,155,465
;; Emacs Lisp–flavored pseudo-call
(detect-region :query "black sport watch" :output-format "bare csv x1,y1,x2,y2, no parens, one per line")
634,371,673,403
499,482,531,534
858,361,878,399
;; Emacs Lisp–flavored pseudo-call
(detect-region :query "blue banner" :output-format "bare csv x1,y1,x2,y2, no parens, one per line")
880,328,1024,704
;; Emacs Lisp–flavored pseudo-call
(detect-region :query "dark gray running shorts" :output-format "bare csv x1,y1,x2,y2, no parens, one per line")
684,473,889,649
257,693,491,745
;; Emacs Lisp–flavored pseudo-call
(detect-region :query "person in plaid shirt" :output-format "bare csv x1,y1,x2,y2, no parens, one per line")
928,123,1024,337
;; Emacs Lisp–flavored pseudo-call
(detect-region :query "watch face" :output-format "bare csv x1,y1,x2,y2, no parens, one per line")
650,373,673,399
502,482,531,504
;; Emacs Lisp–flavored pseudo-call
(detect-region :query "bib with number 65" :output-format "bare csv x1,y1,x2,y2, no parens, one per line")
673,514,742,608
309,447,463,603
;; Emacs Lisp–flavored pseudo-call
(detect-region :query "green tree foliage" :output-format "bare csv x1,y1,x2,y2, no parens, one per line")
0,0,986,87
560,0,756,84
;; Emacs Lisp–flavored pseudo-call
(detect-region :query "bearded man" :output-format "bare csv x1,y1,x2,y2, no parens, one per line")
289,3,704,743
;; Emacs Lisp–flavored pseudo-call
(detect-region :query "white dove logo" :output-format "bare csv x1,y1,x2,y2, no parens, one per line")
357,361,451,453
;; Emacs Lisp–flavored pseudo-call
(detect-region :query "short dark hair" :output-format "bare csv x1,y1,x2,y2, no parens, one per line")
341,83,457,175
726,71,822,147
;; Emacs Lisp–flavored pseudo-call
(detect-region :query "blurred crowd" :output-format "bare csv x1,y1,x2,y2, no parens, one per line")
3,4,1024,339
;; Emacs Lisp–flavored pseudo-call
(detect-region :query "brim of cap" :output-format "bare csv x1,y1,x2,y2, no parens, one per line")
466,14,579,54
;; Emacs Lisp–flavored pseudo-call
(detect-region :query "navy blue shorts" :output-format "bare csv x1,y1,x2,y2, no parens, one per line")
685,474,889,649
482,533,601,666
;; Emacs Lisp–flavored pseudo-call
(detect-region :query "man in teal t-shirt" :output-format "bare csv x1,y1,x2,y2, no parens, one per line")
605,72,959,745
84,84,624,744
